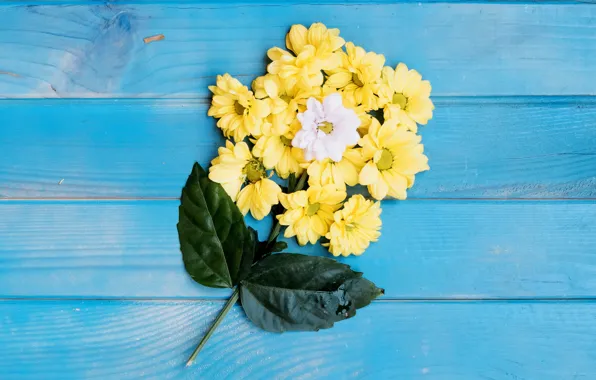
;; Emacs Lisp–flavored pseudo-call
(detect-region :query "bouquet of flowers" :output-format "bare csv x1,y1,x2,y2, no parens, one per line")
177,22,434,366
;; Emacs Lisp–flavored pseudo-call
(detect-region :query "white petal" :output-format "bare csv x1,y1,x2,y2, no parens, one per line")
307,97,325,120
323,93,343,114
298,109,316,129
313,139,328,161
326,138,345,162
342,128,360,146
304,149,314,161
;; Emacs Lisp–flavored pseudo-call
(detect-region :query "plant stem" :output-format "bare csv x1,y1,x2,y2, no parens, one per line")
267,221,281,244
295,171,308,192
185,287,240,367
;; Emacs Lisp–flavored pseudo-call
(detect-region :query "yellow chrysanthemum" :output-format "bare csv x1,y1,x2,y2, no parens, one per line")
252,73,318,129
252,119,307,179
306,147,365,190
378,63,434,132
236,177,282,221
358,118,429,200
208,74,271,142
268,23,345,92
325,194,382,257
208,140,281,220
277,184,346,245
286,23,345,60
324,42,385,111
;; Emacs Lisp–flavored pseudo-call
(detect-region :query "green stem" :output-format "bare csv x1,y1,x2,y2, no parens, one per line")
267,221,281,244
185,288,240,367
295,171,308,192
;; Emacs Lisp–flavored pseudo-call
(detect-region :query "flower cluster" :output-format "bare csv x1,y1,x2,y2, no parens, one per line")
206,23,434,257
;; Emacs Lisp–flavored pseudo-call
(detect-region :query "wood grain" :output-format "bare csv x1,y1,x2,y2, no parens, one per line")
2,98,595,199
1,300,595,379
0,3,594,97
1,200,594,299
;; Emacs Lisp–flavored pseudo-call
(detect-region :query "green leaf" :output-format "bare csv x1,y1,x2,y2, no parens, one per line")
177,162,255,288
237,227,257,282
269,241,288,253
239,253,384,332
253,237,288,263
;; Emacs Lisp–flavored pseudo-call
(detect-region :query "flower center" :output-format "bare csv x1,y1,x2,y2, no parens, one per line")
392,93,407,110
280,136,292,146
376,149,393,170
243,159,265,183
306,203,321,216
318,121,334,134
345,223,355,232
280,94,292,103
234,101,246,116
352,73,364,87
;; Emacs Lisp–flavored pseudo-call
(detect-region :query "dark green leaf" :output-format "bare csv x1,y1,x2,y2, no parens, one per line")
269,241,288,253
237,227,258,283
177,162,254,288
240,253,383,332
253,237,288,263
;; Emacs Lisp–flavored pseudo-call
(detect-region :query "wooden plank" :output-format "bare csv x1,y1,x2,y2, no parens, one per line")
6,0,592,5
1,300,595,379
2,99,595,199
0,3,595,97
1,200,594,299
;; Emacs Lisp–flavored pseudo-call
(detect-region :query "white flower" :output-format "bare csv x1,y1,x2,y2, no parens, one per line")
292,93,360,162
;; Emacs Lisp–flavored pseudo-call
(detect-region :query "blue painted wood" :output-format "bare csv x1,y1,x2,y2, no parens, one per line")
2,98,595,198
1,300,595,379
0,3,594,97
5,0,591,5
1,200,594,299
1,0,595,377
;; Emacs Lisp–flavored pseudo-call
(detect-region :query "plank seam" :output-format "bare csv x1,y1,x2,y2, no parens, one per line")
4,95,596,105
2,297,596,302
0,1,593,6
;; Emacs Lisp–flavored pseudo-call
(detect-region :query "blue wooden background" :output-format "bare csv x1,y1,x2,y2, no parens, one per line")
1,1,596,378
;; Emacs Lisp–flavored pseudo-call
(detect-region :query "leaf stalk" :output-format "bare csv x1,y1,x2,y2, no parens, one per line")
185,287,240,367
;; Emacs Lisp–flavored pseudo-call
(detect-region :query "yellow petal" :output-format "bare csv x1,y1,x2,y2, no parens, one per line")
267,47,289,61
251,99,271,119
403,70,423,98
221,180,243,201
368,179,388,200
394,63,409,93
407,96,434,125
381,170,408,200
259,178,282,205
236,184,253,216
307,22,326,47
263,77,279,99
286,24,308,54
232,141,250,161
359,161,380,186
325,71,352,89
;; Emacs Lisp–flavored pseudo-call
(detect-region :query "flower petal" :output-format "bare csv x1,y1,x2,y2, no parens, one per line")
368,179,388,200
286,24,308,54
359,161,380,186
323,93,343,114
